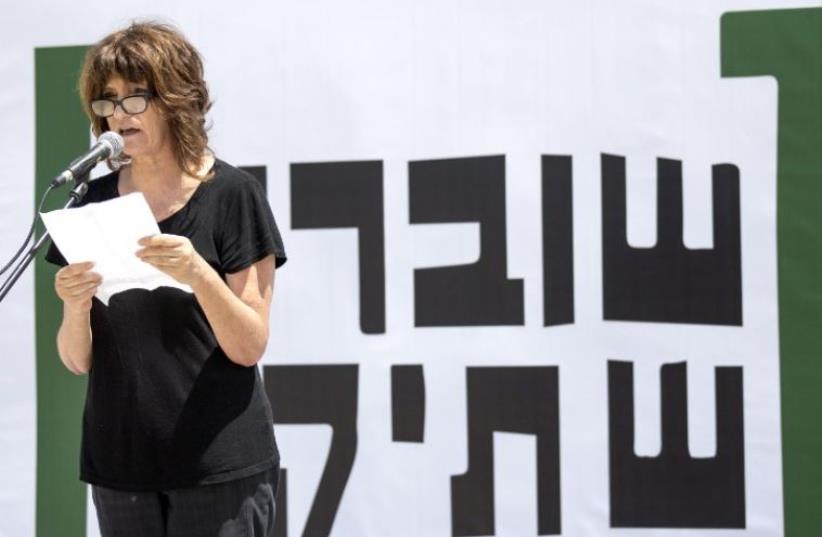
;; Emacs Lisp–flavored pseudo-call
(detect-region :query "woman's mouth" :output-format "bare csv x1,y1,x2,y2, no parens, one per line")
119,128,140,137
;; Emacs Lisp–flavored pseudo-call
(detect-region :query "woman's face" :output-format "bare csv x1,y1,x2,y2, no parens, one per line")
101,76,172,161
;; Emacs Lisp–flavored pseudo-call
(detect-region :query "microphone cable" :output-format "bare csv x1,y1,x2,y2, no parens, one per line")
0,184,55,277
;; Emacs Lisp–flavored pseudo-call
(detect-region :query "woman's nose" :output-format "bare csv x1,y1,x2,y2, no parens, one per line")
111,103,128,120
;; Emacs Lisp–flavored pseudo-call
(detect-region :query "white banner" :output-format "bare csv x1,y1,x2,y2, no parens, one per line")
3,1,820,536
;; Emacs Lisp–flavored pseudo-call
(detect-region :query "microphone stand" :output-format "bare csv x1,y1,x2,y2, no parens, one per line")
0,179,89,303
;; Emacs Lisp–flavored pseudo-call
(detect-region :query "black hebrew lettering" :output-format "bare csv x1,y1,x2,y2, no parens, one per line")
542,155,574,326
410,156,524,326
264,365,359,537
391,365,426,443
608,360,745,528
273,469,287,537
291,161,385,334
451,367,560,536
239,165,267,193
601,155,742,325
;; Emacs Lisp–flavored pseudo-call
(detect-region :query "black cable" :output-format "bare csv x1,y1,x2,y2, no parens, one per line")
0,184,54,276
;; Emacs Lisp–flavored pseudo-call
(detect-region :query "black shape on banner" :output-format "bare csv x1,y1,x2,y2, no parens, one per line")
410,156,524,326
601,154,742,325
391,365,426,443
240,165,267,193
542,155,574,326
451,367,560,536
264,365,359,537
291,161,385,333
274,469,287,537
608,360,745,528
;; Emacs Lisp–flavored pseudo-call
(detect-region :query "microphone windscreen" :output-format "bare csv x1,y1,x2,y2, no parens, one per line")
99,131,125,157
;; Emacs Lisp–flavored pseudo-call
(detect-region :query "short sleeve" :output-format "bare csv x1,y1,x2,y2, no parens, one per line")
217,174,287,274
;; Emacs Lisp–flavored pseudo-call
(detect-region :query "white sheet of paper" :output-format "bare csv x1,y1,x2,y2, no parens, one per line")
40,192,193,305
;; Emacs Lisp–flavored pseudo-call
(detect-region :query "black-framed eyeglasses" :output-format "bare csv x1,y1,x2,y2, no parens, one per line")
90,92,154,118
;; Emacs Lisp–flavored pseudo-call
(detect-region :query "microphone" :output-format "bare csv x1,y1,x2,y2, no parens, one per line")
50,131,125,187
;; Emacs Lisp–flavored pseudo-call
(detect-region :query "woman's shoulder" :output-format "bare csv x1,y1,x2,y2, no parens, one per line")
201,159,269,213
209,159,263,192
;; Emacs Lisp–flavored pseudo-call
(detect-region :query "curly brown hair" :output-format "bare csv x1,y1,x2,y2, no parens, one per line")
78,21,213,179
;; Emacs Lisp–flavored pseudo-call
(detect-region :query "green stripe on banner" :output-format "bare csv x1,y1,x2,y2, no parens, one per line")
722,8,822,537
34,45,90,537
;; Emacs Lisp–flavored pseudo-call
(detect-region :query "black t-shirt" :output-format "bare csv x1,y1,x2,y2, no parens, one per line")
45,159,287,491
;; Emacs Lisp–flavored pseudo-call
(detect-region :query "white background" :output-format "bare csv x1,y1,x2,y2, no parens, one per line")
0,1,806,535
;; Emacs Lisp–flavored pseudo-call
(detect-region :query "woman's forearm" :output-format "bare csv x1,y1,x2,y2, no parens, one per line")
56,304,93,375
134,234,274,366
190,263,270,367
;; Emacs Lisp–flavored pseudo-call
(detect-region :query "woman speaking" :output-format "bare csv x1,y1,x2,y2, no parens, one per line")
46,21,286,536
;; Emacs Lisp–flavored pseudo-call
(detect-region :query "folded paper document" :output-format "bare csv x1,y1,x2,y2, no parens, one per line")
41,193,193,305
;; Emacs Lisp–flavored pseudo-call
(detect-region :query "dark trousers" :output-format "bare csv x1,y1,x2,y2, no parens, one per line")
91,467,278,537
